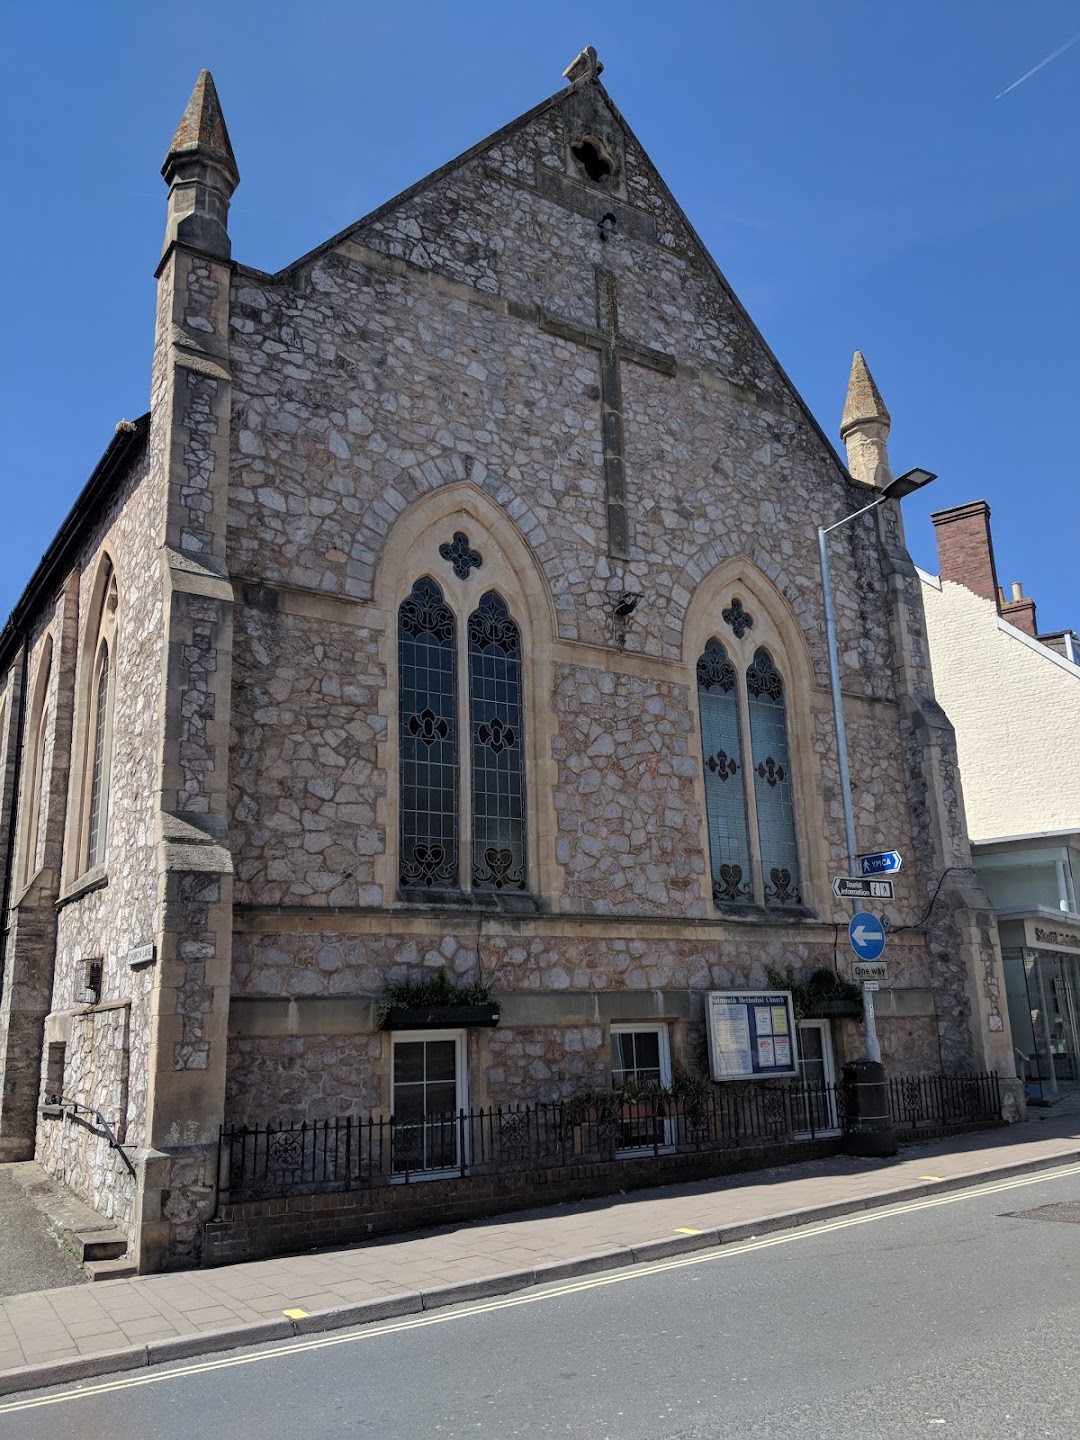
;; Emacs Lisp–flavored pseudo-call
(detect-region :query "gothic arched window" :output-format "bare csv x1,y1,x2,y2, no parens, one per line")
86,641,111,869
746,648,801,907
75,564,119,876
21,639,53,886
398,579,528,896
399,577,459,890
696,634,802,910
696,639,752,904
469,592,526,892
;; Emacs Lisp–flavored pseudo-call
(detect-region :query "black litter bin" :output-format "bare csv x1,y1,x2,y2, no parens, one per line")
842,1058,898,1157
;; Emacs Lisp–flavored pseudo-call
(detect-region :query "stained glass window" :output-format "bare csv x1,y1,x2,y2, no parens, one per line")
468,593,526,891
86,644,110,868
399,578,459,890
697,639,753,905
746,648,801,907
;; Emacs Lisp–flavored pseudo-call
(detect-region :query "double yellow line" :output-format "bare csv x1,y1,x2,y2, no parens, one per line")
3,1160,1078,1417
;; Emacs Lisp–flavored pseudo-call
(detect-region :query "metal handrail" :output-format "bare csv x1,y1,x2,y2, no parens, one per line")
53,1094,137,1177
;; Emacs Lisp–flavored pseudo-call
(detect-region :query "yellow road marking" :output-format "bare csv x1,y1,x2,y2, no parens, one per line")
919,1175,944,1182
2,1159,1079,1416
673,1227,702,1234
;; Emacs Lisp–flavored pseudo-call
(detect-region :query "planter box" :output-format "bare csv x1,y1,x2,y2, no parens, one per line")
383,1003,501,1031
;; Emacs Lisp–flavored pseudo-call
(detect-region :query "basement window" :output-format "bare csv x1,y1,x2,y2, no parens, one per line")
45,1042,66,1106
79,959,103,1007
571,135,615,184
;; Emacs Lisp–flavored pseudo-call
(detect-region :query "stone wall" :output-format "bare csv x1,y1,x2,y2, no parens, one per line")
38,434,164,1228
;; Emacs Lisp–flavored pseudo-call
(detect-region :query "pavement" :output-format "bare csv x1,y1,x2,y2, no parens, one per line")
0,1167,84,1299
2,1098,1080,1398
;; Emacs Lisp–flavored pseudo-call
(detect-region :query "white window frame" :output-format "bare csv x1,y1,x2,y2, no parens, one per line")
610,1023,674,1155
389,1028,469,1181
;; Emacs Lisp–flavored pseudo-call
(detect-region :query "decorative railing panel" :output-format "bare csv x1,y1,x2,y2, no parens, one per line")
218,1072,1001,1207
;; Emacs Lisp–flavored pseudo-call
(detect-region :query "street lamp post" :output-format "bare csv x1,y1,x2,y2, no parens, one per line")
818,467,936,1064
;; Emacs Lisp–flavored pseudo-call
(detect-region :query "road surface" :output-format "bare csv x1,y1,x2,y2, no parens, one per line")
3,1163,1079,1437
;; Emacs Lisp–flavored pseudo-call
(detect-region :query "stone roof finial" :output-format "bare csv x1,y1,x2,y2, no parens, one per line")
162,69,239,186
840,351,891,442
563,46,604,85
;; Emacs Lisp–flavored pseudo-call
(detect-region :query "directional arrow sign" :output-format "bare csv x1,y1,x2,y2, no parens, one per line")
833,877,894,901
858,850,902,877
849,911,886,961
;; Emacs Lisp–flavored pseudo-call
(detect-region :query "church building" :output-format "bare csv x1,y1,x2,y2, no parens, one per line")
0,51,1016,1270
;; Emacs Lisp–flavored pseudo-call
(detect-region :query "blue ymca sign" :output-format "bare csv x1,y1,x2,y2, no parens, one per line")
858,850,902,877
849,911,886,961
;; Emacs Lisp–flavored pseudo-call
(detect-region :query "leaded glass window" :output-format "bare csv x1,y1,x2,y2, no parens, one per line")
86,644,110,868
746,648,801,907
399,578,459,889
468,593,526,891
697,639,752,905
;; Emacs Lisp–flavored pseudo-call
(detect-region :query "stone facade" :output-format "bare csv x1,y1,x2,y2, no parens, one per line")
0,59,1019,1271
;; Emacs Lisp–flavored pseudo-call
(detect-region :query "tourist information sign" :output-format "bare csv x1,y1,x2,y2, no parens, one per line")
857,850,902,877
833,877,894,900
848,912,886,961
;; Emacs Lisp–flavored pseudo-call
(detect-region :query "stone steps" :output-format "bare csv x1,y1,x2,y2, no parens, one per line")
70,1230,128,1264
83,1257,139,1282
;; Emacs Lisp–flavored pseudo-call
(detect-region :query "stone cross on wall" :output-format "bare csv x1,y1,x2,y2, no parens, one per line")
541,267,676,559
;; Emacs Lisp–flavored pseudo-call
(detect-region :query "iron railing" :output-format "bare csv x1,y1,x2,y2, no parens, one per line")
217,1071,1001,1206
888,1071,1000,1132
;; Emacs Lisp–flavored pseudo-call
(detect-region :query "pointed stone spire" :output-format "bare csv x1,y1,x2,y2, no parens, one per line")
160,70,239,263
839,351,893,488
840,351,890,439
164,70,239,183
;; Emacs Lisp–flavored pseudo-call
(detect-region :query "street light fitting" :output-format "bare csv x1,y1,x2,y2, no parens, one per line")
882,466,937,501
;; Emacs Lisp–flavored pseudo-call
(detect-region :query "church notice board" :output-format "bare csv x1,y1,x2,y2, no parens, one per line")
706,991,799,1081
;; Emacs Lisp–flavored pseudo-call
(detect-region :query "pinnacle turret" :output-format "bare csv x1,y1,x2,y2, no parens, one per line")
839,351,893,489
159,70,239,263
839,351,890,441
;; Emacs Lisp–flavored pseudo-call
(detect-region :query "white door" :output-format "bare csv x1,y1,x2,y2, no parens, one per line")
795,1020,839,1134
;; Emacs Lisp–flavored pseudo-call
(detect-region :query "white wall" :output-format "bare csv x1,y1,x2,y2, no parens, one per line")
921,572,1080,841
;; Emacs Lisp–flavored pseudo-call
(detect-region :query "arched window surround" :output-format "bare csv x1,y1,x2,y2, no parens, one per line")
65,554,120,885
683,562,825,914
18,634,54,890
374,485,558,907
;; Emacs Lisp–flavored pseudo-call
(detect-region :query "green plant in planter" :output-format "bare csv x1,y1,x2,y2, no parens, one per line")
563,1068,717,1129
376,965,495,1026
765,963,862,1020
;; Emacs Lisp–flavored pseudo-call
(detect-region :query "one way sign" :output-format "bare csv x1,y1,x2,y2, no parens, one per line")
848,911,886,961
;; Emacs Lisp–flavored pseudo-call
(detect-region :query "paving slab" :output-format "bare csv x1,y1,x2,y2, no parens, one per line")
2,1101,1080,1397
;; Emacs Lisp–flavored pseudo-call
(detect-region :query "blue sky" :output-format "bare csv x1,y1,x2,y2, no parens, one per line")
2,2,1077,631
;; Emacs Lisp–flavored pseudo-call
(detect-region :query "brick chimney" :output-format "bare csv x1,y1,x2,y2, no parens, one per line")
1000,581,1038,637
930,501,1000,605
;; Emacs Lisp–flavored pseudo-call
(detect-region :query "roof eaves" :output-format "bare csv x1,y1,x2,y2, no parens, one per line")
0,414,151,674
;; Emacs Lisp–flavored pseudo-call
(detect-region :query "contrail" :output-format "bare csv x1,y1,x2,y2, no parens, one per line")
996,31,1080,98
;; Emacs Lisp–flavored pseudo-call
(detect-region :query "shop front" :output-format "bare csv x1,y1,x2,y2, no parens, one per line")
999,912,1080,1100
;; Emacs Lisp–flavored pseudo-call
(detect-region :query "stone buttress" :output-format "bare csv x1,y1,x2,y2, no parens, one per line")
132,71,238,1269
840,352,1019,1104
